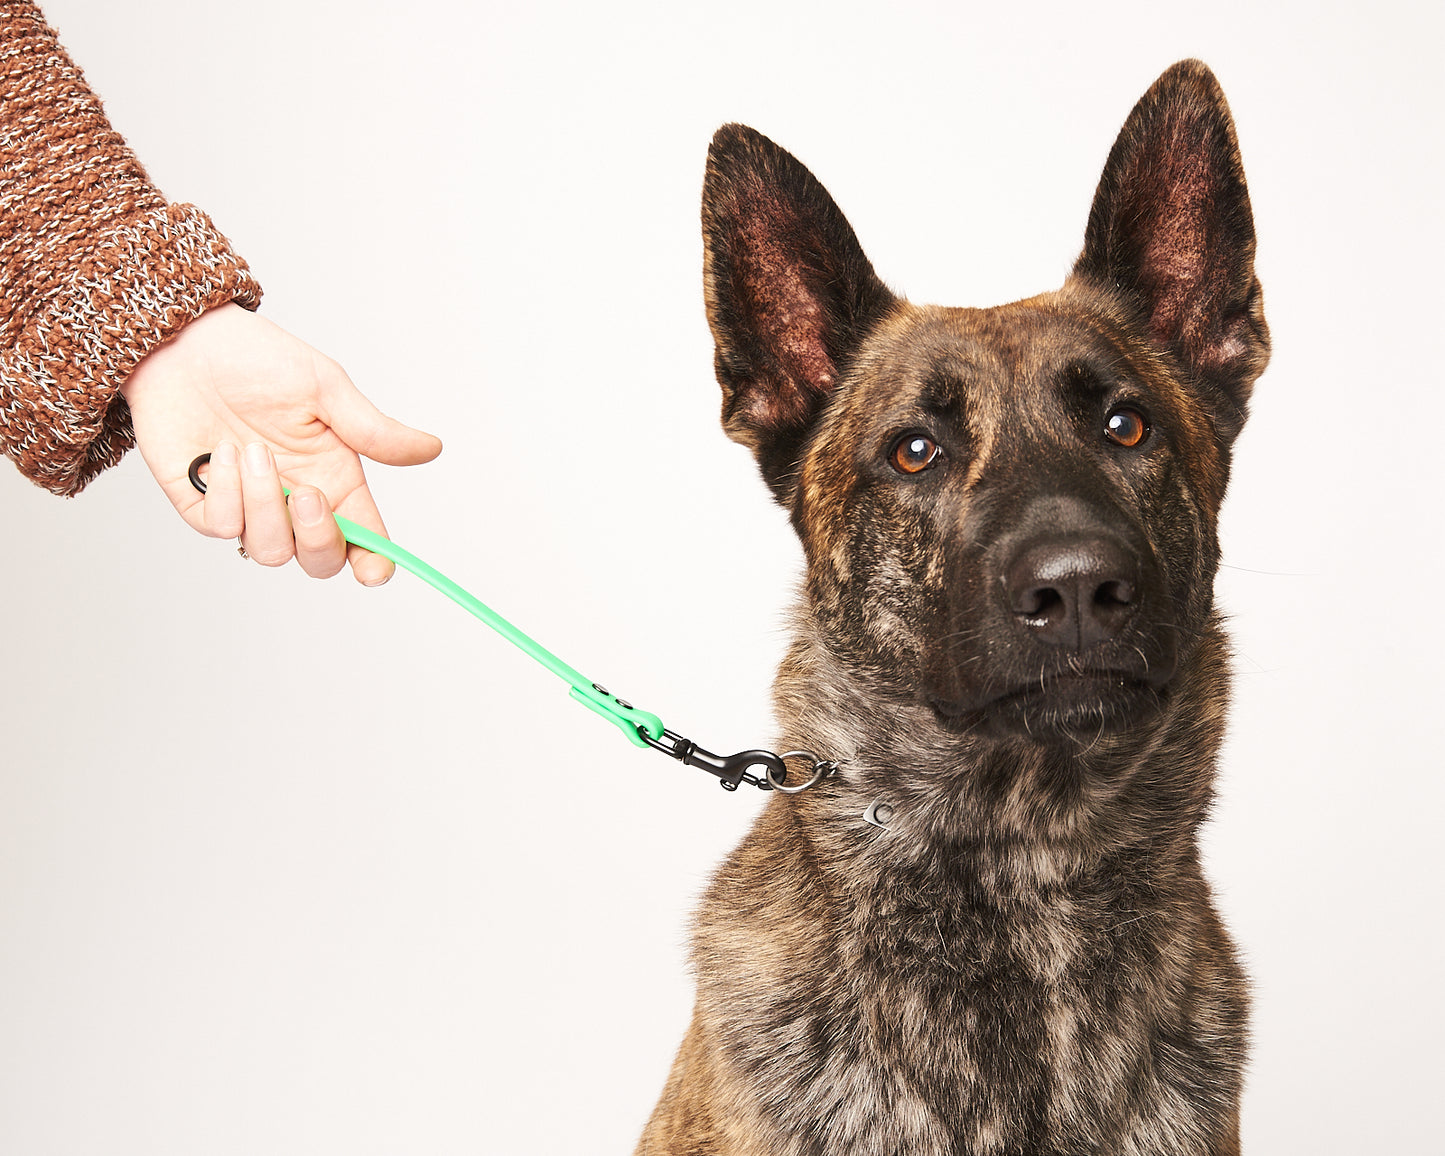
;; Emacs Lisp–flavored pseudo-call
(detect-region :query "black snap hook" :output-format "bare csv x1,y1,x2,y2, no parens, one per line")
686,746,787,792
639,729,788,791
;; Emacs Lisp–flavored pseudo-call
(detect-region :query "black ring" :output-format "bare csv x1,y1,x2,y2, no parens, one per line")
188,453,211,494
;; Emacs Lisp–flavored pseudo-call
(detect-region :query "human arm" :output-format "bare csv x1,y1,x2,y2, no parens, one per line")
1,2,438,582
0,0,262,493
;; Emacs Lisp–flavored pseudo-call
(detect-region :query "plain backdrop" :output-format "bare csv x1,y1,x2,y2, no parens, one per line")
3,1,1442,1151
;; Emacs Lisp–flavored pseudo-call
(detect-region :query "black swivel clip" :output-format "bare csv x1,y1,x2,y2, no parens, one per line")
640,729,788,791
640,729,841,795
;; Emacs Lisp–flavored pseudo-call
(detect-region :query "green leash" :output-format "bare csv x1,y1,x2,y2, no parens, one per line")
188,454,839,794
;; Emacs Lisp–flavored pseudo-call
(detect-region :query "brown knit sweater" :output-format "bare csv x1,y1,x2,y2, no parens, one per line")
0,0,261,496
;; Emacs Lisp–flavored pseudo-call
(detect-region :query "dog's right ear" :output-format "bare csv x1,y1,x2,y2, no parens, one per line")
702,125,897,499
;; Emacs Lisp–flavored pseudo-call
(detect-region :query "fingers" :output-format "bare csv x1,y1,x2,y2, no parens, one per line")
200,442,245,538
313,374,435,585
232,445,350,579
334,485,396,587
200,439,382,584
237,443,295,567
287,486,349,580
317,372,443,467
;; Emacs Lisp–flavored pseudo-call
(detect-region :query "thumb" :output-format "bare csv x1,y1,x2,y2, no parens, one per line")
318,375,444,466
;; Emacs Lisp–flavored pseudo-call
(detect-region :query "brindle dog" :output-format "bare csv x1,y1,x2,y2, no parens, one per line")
637,61,1268,1155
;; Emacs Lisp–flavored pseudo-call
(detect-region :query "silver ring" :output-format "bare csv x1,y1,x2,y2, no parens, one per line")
766,749,838,794
236,541,250,560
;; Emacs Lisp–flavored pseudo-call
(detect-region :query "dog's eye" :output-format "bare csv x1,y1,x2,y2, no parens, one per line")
1104,406,1150,448
890,433,942,475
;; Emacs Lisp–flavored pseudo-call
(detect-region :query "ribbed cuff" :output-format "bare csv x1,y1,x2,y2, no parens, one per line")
0,202,263,496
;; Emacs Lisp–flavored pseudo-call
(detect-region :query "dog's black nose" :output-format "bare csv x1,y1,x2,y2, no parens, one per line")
1005,536,1139,649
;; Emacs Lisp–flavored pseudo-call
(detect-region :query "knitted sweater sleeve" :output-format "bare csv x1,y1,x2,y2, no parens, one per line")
0,1,262,496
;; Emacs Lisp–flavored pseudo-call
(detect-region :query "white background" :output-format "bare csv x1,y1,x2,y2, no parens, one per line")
3,1,1441,1151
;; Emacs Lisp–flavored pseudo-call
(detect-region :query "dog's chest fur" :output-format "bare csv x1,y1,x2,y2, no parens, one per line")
694,845,1235,1155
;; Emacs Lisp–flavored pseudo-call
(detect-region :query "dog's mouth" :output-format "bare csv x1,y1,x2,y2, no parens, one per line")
929,668,1169,741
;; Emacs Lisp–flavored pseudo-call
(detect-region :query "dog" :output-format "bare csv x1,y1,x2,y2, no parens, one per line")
636,60,1267,1155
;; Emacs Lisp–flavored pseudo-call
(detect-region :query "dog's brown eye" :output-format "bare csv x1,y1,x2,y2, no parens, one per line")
1104,406,1149,448
890,434,942,475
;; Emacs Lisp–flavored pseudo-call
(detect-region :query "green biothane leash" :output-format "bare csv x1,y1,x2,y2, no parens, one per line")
188,454,839,795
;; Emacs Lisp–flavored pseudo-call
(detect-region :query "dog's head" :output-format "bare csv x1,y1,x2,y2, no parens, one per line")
701,61,1267,754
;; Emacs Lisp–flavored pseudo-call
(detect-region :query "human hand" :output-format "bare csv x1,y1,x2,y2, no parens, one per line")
120,303,442,585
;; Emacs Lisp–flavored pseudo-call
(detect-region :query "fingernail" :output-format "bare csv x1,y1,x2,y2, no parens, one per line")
244,442,271,476
290,489,325,527
361,562,394,588
212,442,239,468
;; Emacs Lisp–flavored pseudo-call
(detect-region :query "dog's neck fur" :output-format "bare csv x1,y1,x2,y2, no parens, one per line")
683,613,1236,1156
770,604,1228,886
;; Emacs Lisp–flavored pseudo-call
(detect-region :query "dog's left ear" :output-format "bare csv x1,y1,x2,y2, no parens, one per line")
1074,60,1269,439
702,124,897,499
